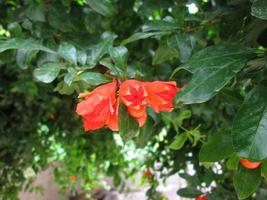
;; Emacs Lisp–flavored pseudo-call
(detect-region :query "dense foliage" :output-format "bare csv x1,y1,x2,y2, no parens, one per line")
1,0,267,199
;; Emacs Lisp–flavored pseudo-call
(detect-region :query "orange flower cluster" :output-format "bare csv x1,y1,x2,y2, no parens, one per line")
76,80,179,131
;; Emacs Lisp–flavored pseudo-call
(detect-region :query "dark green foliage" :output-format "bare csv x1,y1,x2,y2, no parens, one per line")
1,0,267,199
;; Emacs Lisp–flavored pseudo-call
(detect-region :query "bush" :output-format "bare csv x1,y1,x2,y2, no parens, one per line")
1,0,267,199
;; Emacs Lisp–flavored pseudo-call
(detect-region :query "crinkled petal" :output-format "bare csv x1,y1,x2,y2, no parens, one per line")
106,99,119,131
136,112,147,127
128,105,146,118
76,81,118,131
145,81,179,113
76,93,102,116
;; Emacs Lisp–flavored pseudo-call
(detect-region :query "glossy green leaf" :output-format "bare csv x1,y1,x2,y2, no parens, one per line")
88,32,117,65
16,49,38,69
79,72,110,86
169,133,187,150
64,68,76,86
54,81,75,95
0,38,55,54
87,0,114,17
199,131,234,162
58,42,77,65
99,59,118,75
33,62,61,83
181,45,255,73
233,165,261,199
251,0,267,20
142,20,178,32
77,50,87,65
152,43,178,65
177,187,202,198
176,45,255,104
121,32,168,45
233,86,267,161
119,104,139,142
167,33,195,63
226,154,240,170
176,62,244,104
109,46,128,75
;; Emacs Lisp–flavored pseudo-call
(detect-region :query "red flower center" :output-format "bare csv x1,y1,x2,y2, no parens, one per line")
123,86,146,106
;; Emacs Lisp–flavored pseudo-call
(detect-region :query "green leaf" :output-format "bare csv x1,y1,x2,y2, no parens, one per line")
152,43,178,65
109,46,128,75
58,42,77,65
167,33,195,63
33,62,61,83
179,173,200,187
181,45,255,73
26,4,46,22
176,62,243,104
16,49,38,69
176,45,255,104
169,133,187,150
261,161,267,181
87,0,114,17
119,104,139,142
121,32,168,45
177,187,202,198
99,59,118,75
251,0,267,20
88,32,117,65
64,68,76,86
142,20,178,32
77,50,87,65
232,86,267,161
174,110,192,126
233,165,261,199
54,81,75,95
199,131,234,162
206,186,237,200
79,72,110,86
7,22,22,37
226,154,240,170
134,118,154,148
0,38,55,54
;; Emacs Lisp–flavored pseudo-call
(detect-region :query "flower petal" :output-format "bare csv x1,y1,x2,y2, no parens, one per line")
145,81,179,112
106,99,119,131
76,81,118,131
136,112,147,127
128,105,146,118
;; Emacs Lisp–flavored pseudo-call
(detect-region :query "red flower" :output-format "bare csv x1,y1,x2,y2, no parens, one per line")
119,80,179,127
77,79,179,131
76,81,118,131
119,80,147,127
144,81,179,112
195,195,207,200
69,175,77,183
144,168,153,180
240,159,261,169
